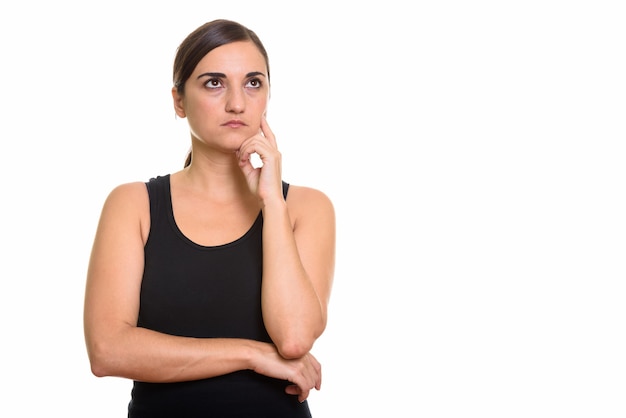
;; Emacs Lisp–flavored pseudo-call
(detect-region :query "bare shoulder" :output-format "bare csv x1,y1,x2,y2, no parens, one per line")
99,181,150,240
103,181,149,210
286,184,335,224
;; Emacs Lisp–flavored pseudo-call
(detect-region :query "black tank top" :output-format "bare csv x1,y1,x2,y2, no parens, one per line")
127,174,312,418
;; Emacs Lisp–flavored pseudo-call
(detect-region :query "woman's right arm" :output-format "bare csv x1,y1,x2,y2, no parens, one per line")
83,182,320,400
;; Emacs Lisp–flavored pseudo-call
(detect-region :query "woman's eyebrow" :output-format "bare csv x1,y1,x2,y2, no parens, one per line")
197,72,226,79
197,71,266,79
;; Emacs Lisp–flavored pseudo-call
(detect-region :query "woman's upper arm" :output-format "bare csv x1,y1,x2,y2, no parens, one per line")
288,186,336,323
83,182,149,360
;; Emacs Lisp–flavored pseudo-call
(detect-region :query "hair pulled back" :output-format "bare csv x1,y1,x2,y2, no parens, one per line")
173,19,270,96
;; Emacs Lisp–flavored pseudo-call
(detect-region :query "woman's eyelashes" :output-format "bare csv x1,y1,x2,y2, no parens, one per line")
204,78,223,89
203,77,263,90
246,77,263,89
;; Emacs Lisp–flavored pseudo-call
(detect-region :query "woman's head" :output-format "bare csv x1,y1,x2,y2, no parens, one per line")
172,20,271,167
173,19,270,96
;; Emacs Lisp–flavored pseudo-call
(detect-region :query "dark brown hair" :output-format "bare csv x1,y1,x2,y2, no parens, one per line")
173,20,270,167
174,19,270,94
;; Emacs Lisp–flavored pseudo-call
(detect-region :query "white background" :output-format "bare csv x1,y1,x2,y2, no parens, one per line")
1,1,624,417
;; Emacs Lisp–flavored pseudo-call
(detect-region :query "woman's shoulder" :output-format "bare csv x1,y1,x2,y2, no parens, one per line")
106,181,149,203
286,184,335,219
99,181,151,219
286,184,331,202
98,181,152,241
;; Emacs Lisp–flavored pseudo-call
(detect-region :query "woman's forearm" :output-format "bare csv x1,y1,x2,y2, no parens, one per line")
260,199,326,359
87,324,261,383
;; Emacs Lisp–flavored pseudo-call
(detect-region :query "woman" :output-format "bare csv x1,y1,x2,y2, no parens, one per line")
83,19,335,417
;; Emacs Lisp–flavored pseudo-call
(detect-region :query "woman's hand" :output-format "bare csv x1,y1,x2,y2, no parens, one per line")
237,117,283,205
252,343,322,403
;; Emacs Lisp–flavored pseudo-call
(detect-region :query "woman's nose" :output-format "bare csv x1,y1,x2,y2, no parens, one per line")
225,89,245,113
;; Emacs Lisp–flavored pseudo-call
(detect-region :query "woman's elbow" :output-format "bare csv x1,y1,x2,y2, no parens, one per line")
86,338,118,378
276,339,314,359
275,326,325,359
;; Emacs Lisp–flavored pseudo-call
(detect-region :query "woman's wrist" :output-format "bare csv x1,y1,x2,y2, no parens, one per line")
260,194,288,212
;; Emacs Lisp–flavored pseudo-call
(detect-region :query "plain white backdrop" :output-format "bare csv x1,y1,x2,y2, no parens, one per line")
1,1,624,417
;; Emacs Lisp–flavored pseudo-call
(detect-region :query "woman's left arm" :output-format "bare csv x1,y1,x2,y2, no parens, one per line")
237,117,336,359
260,185,336,359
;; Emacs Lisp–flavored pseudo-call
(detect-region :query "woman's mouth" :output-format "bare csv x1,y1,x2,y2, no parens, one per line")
222,120,247,128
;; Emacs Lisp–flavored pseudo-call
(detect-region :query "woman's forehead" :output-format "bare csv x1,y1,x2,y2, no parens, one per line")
194,41,267,75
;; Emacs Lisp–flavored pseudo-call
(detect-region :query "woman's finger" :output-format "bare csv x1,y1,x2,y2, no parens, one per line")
260,116,278,148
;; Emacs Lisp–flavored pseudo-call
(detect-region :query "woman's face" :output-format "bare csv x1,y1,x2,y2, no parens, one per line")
174,41,269,153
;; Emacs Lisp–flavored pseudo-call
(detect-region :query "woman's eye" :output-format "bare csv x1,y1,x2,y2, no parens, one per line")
246,78,262,89
205,79,222,89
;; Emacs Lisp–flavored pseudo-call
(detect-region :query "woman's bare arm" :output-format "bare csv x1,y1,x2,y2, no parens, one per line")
260,185,336,359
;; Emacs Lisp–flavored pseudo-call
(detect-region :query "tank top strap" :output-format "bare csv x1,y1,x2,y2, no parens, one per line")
145,174,170,232
281,180,290,200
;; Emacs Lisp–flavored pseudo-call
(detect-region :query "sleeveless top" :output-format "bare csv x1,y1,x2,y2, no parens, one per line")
127,174,312,418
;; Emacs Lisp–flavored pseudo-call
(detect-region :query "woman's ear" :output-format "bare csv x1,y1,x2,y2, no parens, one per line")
172,87,186,118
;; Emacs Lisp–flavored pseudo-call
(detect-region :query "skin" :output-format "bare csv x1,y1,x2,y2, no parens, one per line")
83,41,336,403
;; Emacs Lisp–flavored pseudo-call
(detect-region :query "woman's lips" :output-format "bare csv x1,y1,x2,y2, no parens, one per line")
222,120,246,128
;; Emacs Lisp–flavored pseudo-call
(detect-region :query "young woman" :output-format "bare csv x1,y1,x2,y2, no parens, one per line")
83,19,335,417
